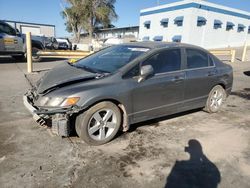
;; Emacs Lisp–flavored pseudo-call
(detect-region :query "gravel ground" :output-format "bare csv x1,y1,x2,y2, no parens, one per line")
0,55,249,188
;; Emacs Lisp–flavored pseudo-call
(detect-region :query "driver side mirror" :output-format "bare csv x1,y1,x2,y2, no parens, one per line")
138,65,154,83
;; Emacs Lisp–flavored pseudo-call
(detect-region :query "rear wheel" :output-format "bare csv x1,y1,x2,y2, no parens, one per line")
31,47,42,62
75,102,121,145
204,85,226,113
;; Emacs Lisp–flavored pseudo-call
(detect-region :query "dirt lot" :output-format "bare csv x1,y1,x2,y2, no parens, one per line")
0,56,250,188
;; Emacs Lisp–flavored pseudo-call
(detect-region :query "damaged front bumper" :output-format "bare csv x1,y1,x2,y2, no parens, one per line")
23,93,81,137
23,95,47,125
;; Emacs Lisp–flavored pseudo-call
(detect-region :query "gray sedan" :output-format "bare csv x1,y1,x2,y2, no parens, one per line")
23,42,233,145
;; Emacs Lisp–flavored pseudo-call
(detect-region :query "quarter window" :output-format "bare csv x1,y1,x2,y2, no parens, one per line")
186,49,208,69
142,49,181,74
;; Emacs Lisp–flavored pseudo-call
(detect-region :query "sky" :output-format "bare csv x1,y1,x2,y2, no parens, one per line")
0,0,250,37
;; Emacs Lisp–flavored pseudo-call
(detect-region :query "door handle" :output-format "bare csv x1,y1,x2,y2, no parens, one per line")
171,76,185,82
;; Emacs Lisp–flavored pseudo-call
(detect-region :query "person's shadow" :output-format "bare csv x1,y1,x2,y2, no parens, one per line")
165,139,221,188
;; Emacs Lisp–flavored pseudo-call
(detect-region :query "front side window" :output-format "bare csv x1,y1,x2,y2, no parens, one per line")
186,49,208,69
75,45,149,74
0,23,16,36
142,49,181,74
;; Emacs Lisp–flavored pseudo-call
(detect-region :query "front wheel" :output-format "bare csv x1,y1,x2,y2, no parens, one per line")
204,85,226,113
75,102,121,145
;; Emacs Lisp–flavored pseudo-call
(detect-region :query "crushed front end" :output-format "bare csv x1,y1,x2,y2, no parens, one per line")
23,88,81,137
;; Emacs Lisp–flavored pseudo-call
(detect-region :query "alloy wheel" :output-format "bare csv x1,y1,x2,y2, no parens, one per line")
87,109,117,141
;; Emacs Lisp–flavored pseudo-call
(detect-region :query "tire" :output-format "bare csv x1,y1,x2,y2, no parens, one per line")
12,54,25,61
204,85,226,113
31,47,42,62
75,102,121,145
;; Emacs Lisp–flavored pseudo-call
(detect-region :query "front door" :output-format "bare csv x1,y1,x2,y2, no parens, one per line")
0,22,22,52
131,48,185,123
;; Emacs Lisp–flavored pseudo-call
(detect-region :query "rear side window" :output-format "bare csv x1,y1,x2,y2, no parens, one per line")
186,49,208,69
142,49,181,74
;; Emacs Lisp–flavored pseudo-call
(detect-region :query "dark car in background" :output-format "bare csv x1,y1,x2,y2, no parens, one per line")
23,42,233,145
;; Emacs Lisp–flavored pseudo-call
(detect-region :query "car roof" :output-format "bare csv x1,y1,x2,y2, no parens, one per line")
121,41,206,51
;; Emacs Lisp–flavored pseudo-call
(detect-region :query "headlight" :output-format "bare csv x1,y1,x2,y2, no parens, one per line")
47,97,65,107
39,97,80,107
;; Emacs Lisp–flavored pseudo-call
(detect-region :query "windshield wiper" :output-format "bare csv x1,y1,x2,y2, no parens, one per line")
75,65,110,74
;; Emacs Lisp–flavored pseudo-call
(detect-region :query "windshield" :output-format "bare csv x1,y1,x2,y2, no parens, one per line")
74,45,150,73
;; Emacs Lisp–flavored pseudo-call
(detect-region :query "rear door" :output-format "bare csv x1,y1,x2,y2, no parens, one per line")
131,48,186,122
183,48,218,109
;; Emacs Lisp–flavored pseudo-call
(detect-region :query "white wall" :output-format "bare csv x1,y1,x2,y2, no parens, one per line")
189,8,250,49
98,29,139,39
139,8,194,42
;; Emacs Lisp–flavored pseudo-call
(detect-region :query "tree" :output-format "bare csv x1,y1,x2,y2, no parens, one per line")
61,0,118,42
61,0,84,42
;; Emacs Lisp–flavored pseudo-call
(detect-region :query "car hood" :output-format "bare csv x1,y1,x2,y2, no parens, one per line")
36,62,97,94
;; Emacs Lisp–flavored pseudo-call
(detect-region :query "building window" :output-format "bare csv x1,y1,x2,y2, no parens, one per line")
226,22,235,31
238,24,246,32
160,18,169,28
214,19,223,29
172,35,182,43
153,36,163,41
197,16,207,27
142,36,150,41
144,21,151,29
174,16,184,27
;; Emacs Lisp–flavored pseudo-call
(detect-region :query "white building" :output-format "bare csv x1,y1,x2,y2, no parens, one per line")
3,20,55,37
139,0,250,49
96,26,139,39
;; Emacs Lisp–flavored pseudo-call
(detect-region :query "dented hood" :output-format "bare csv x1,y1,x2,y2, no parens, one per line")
37,62,97,94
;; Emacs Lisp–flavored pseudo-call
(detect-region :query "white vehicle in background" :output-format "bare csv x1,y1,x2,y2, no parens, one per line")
104,37,124,46
56,38,72,50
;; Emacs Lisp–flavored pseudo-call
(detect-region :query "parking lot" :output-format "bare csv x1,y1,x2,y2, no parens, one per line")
0,54,250,188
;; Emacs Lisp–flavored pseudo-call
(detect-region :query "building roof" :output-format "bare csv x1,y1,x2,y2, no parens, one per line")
2,20,55,27
140,0,250,20
97,26,139,32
